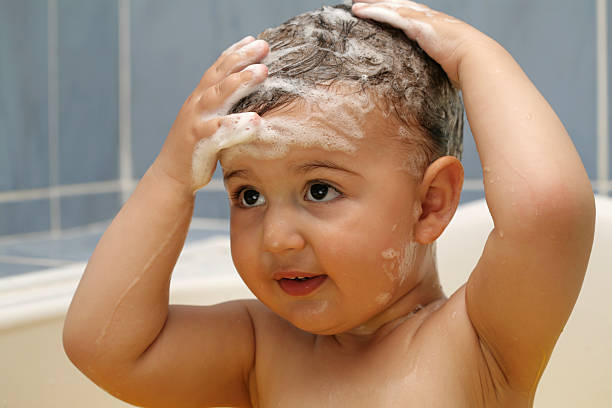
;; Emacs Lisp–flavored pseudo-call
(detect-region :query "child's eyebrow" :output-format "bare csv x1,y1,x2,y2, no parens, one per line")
223,169,249,182
291,160,361,177
223,160,361,183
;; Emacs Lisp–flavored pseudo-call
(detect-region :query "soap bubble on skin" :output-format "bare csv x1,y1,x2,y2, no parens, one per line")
398,241,419,285
382,251,400,282
303,300,330,318
192,113,261,189
190,64,268,189
382,248,401,260
221,78,378,163
376,292,392,305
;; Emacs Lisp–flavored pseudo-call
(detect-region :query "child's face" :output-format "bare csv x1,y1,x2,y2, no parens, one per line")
221,103,427,335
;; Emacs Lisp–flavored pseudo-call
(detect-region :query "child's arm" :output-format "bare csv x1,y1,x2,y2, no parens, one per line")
353,0,595,393
63,36,269,407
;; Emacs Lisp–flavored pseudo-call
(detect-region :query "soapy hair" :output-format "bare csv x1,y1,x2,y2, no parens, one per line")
230,4,463,174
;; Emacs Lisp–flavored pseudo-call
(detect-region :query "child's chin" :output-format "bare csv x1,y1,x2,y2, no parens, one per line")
291,321,342,336
279,307,343,335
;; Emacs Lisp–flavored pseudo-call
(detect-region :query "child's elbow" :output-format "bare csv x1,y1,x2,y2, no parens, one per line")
525,177,596,242
62,311,108,380
504,172,595,242
62,315,91,373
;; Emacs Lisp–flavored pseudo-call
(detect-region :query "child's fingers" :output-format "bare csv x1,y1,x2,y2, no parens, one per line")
221,35,256,57
352,1,432,19
352,2,437,43
353,0,432,11
193,112,260,145
352,1,475,85
199,63,268,117
191,112,261,189
201,39,269,90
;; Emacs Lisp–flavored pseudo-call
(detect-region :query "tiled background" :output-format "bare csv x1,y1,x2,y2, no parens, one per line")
0,0,609,241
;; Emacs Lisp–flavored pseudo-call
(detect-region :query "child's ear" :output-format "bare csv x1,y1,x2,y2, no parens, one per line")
414,156,464,244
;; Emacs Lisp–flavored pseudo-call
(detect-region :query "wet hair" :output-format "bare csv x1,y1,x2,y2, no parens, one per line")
230,4,463,173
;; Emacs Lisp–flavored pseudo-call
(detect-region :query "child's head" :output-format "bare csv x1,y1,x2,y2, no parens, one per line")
221,5,464,335
230,4,463,178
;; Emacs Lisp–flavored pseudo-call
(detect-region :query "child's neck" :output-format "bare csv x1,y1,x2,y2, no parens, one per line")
328,248,445,351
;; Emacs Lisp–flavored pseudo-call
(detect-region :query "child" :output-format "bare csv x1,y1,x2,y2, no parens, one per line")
63,2,595,407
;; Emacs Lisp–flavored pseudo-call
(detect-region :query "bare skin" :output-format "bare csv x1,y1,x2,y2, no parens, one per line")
63,2,595,407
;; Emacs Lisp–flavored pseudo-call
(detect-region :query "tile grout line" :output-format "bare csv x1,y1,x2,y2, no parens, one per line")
47,0,61,236
0,255,72,268
597,0,610,195
0,181,123,204
118,0,134,205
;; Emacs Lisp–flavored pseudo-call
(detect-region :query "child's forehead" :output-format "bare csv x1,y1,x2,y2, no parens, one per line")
221,100,399,166
219,108,423,182
265,89,406,142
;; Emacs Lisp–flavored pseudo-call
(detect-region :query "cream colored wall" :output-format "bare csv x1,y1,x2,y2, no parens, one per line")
438,196,612,407
1,318,133,408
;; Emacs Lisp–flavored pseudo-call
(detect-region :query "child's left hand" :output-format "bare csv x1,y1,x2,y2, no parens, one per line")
351,0,492,86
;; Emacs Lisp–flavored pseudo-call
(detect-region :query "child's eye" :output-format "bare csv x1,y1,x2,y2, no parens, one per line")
305,182,341,202
237,188,266,207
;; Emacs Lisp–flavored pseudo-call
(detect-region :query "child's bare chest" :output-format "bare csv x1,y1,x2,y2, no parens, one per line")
255,352,470,408
249,302,526,408
252,326,492,407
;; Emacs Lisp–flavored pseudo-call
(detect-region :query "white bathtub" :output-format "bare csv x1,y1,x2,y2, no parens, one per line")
1,196,610,407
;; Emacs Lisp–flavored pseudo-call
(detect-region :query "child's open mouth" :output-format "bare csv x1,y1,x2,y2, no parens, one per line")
276,275,328,296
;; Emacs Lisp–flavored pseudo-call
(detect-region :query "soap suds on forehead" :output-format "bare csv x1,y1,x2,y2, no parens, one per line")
227,3,463,170
219,6,402,162
221,82,376,161
194,4,464,188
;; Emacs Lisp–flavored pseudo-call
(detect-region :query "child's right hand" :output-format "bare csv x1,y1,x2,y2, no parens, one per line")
151,36,269,195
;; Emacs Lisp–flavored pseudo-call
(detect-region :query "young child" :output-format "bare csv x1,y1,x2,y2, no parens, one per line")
63,2,595,407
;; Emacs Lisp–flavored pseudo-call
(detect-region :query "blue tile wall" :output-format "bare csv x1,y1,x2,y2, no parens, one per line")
0,199,50,236
194,189,231,219
58,0,119,185
460,189,486,205
0,0,49,191
130,0,328,179
0,263,48,278
0,0,607,238
0,230,102,262
60,192,121,230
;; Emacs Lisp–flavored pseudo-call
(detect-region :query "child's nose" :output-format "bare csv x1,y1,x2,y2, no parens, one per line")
262,206,306,253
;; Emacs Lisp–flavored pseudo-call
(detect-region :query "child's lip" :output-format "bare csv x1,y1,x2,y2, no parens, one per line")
272,271,324,280
276,275,328,297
